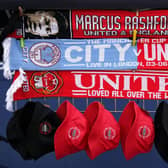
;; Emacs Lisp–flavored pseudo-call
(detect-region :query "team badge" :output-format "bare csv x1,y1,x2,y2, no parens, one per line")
68,127,80,140
40,121,52,135
29,42,61,67
138,125,151,139
30,71,63,95
104,127,116,140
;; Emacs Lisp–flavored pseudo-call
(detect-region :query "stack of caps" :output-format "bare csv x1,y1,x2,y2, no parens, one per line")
0,100,156,160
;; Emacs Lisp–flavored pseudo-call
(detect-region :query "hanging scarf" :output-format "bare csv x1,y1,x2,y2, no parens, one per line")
22,9,168,39
6,70,168,111
3,38,168,79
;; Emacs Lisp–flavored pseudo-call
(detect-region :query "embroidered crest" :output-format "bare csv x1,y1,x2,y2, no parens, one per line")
138,125,151,139
104,127,116,140
29,42,61,67
68,127,80,140
30,71,63,95
40,121,52,135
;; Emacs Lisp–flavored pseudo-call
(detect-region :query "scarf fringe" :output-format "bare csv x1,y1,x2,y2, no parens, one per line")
3,37,12,80
6,68,26,112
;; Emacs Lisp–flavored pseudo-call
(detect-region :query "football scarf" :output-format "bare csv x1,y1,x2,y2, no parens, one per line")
22,9,168,39
1,9,168,46
3,38,168,79
4,38,137,73
71,10,168,38
6,70,168,111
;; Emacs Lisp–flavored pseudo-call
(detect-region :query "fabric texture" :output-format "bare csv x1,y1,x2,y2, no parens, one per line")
10,70,168,104
119,101,155,160
54,100,88,159
7,101,61,160
154,101,168,162
84,101,120,159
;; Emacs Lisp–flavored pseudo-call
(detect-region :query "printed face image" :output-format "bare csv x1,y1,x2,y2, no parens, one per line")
25,11,59,37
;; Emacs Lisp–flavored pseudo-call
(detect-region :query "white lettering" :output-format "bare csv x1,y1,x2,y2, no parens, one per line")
123,76,131,90
113,44,131,61
99,75,119,89
74,74,95,89
65,46,83,63
159,77,168,91
75,15,84,30
157,44,168,61
93,44,111,62
134,76,155,91
144,44,156,61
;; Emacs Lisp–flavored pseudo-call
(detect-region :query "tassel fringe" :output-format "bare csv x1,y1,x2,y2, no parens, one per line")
5,68,26,112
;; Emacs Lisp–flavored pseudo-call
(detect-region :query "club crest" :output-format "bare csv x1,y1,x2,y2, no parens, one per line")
104,127,116,140
29,42,61,67
138,125,151,139
68,127,80,140
30,71,63,94
40,121,52,135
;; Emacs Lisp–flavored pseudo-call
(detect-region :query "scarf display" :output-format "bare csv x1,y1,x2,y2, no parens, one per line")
71,9,168,38
2,7,168,163
22,9,168,39
4,38,137,73
6,70,168,111
3,38,168,79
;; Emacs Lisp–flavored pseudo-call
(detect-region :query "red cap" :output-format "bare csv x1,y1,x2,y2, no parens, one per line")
54,101,88,159
119,101,155,160
84,101,120,159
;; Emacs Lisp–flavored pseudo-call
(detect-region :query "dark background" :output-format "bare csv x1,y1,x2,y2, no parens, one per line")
0,0,167,9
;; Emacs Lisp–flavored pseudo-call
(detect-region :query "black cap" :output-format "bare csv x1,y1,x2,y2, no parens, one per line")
7,101,61,160
154,101,168,162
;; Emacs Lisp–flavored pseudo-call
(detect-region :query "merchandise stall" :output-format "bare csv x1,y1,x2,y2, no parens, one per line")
0,1,168,168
